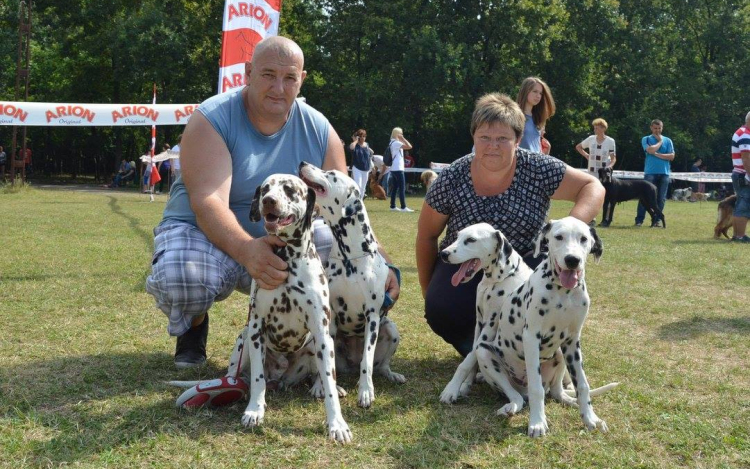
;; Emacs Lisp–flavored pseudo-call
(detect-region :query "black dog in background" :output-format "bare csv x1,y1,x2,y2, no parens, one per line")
597,167,666,228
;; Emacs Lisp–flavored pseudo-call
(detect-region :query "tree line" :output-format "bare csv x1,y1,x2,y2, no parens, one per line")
1,0,748,179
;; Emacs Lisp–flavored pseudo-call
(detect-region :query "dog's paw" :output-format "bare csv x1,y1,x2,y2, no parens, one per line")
496,400,523,417
380,369,406,384
310,378,325,399
583,413,608,432
328,416,353,444
527,416,549,438
358,386,375,408
336,384,348,397
474,371,486,384
439,384,462,404
241,409,264,428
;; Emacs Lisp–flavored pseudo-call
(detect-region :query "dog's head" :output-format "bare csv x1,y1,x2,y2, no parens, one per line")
533,217,603,289
249,174,316,238
299,161,362,219
439,223,516,286
597,167,613,185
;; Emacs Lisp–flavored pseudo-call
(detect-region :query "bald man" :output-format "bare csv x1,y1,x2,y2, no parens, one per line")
147,36,400,368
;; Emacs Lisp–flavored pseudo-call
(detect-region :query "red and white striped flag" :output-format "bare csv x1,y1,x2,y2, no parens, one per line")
217,0,283,94
149,83,161,186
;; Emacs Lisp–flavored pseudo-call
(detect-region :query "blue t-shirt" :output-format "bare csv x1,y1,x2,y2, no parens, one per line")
519,114,541,153
161,90,330,238
641,135,674,175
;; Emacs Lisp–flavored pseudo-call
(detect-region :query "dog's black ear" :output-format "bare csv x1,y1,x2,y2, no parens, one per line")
589,226,604,262
341,187,362,218
249,186,262,222
302,186,317,230
533,222,552,258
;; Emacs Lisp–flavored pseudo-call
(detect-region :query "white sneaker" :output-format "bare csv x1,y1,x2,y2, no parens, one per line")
401,207,415,213
390,207,402,211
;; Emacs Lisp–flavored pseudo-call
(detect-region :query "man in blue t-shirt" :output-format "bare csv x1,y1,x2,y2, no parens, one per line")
146,36,400,369
636,119,675,227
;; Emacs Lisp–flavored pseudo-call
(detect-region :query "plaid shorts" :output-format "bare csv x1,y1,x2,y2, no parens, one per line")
146,219,333,336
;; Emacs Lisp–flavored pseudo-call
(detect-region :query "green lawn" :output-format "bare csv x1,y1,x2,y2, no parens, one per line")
0,186,747,468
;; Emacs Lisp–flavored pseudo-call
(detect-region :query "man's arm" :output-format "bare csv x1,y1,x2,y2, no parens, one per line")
323,124,347,172
742,150,750,181
181,112,287,290
654,139,675,161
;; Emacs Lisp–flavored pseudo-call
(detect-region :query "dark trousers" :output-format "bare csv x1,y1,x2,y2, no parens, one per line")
424,254,544,357
390,170,406,209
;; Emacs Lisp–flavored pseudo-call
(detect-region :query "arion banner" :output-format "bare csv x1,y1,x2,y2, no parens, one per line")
218,0,283,94
0,101,200,127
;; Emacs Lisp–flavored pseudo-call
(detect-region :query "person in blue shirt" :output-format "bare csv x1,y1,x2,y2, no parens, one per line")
636,119,675,227
516,77,556,153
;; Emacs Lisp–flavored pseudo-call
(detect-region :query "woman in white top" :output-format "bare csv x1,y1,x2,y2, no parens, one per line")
388,127,414,212
576,117,617,174
349,128,374,199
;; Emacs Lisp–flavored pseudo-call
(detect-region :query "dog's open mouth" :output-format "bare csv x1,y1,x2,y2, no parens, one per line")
451,258,480,287
263,212,296,231
301,175,327,197
554,260,580,289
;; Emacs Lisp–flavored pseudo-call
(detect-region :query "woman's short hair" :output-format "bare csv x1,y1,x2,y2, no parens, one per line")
592,118,608,129
355,128,367,138
470,93,525,139
516,77,556,129
391,127,403,139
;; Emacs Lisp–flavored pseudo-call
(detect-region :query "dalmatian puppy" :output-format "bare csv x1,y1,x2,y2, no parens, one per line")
474,217,617,437
438,223,532,404
242,174,352,443
299,162,405,409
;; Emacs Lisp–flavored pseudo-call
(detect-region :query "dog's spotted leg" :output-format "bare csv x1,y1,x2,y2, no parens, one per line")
523,326,549,437
374,317,406,383
226,326,248,379
474,343,525,416
308,310,352,443
563,336,608,433
548,348,578,407
241,311,267,428
358,309,380,408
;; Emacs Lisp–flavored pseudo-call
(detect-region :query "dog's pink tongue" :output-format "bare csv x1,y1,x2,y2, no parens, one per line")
451,260,474,287
559,269,579,289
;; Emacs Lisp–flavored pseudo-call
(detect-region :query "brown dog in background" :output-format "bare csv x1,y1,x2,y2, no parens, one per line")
714,195,737,239
421,170,438,190
368,170,387,200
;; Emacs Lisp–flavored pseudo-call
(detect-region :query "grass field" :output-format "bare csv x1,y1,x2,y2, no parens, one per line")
1,186,748,468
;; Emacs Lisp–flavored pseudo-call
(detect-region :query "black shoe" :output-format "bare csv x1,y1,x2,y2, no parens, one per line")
175,314,208,369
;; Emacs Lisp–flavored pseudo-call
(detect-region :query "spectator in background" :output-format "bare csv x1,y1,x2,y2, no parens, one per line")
690,157,702,192
157,143,171,193
576,118,617,174
516,77,556,153
349,129,373,199
0,146,6,179
171,134,182,186
636,119,674,227
540,127,551,155
388,127,414,212
729,111,750,243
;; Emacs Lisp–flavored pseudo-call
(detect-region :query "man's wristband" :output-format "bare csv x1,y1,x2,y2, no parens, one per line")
386,263,401,287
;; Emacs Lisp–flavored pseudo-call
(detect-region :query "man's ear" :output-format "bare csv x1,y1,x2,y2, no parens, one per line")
341,187,362,218
533,221,553,258
249,186,262,222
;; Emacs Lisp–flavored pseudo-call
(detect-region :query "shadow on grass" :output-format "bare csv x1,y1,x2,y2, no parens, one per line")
106,195,154,249
658,315,750,340
671,239,732,245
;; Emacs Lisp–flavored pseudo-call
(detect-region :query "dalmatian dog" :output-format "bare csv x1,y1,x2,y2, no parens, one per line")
299,162,405,409
438,223,532,404
242,174,352,443
474,217,618,437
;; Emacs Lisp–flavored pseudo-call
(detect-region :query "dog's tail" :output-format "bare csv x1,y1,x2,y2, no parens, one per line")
564,382,619,397
166,380,206,389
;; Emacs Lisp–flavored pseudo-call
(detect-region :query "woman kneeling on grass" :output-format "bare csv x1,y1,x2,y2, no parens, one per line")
415,93,604,356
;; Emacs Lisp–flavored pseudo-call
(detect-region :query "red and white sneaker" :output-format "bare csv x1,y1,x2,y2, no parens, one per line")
175,376,249,409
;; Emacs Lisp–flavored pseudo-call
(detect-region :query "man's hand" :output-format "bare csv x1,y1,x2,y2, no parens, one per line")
382,268,401,312
243,236,289,289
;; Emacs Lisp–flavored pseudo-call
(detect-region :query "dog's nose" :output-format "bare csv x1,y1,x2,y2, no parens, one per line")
262,195,277,208
564,255,580,269
439,250,450,262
